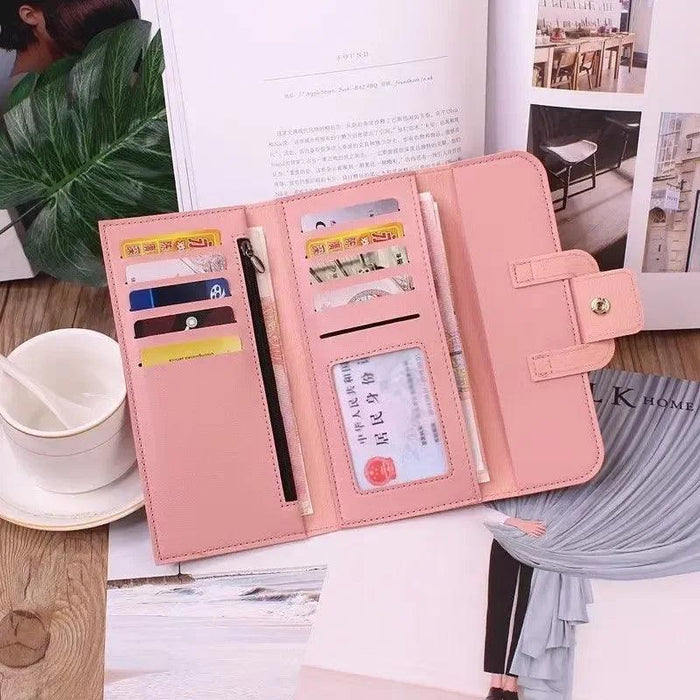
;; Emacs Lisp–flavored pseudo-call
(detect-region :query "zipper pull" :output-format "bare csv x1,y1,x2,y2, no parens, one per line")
239,238,266,274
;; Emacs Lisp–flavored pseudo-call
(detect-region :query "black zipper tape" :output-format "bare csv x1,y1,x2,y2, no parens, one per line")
238,238,297,503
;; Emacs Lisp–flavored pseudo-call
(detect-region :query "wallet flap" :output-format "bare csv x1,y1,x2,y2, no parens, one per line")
427,152,606,497
511,252,644,379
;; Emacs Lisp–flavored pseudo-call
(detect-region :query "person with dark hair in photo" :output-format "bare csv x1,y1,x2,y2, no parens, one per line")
0,0,138,110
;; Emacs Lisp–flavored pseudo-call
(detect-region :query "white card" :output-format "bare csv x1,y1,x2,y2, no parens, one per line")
333,348,448,491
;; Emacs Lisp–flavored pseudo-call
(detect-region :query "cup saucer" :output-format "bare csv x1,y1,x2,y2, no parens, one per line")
0,427,144,531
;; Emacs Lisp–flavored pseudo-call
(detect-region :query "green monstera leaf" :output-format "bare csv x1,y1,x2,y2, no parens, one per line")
0,19,177,285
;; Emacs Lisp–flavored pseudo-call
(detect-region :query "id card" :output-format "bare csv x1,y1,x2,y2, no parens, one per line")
333,348,448,491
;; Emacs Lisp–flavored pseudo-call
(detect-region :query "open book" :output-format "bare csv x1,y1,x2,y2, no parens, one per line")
144,0,698,330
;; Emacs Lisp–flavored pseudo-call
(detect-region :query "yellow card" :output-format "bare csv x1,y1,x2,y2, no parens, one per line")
141,336,241,367
305,222,404,258
121,230,222,258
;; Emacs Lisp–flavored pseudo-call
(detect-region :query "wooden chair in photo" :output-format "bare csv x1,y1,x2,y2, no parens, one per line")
533,63,545,87
577,42,602,90
533,46,549,87
603,35,622,81
551,48,579,89
541,140,598,211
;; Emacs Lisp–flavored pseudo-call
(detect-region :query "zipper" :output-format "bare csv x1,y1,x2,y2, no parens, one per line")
238,238,297,503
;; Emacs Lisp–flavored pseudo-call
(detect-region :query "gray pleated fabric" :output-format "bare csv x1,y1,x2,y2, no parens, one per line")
487,369,700,699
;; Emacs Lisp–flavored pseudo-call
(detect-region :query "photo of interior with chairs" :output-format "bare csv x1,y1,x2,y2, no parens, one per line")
533,0,654,94
529,104,641,270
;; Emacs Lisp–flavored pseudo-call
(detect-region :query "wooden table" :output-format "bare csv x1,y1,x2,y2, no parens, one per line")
1,274,699,699
534,32,635,89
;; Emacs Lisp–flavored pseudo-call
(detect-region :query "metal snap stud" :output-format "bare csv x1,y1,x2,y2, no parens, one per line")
185,315,198,329
591,297,611,315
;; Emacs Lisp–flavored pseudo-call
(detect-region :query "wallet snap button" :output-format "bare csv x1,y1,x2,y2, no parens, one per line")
591,297,611,315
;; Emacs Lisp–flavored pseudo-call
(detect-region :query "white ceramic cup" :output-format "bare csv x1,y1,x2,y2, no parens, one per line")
0,329,136,494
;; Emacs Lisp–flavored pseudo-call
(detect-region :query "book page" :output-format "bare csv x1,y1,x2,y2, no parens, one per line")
487,0,700,330
154,0,488,208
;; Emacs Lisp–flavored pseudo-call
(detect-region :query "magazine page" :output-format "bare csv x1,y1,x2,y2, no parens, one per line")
487,0,700,330
152,0,488,208
295,368,700,700
105,567,327,698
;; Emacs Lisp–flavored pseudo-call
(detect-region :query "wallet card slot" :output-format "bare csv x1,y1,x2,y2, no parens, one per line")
133,305,236,338
129,297,239,326
312,269,420,338
304,215,408,260
126,269,231,293
300,199,401,233
130,344,303,559
128,276,232,312
302,212,404,244
313,272,415,313
320,314,420,339
134,322,241,355
122,249,228,285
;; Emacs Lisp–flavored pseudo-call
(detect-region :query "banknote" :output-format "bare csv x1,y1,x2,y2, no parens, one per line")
309,245,409,284
248,227,313,515
419,192,490,484
314,276,414,311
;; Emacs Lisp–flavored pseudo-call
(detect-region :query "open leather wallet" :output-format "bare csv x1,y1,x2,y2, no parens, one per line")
100,152,644,564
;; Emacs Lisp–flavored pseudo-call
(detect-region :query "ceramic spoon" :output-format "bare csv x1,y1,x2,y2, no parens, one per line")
0,353,94,430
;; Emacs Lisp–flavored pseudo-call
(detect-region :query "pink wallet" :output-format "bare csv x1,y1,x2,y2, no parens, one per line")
100,152,644,564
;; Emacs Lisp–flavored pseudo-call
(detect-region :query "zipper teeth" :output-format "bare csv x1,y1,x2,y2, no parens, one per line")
238,239,297,503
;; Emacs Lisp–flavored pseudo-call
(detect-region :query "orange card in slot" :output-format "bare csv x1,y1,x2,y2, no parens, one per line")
305,222,404,258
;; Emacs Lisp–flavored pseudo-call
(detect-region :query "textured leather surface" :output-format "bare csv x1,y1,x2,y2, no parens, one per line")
100,151,644,563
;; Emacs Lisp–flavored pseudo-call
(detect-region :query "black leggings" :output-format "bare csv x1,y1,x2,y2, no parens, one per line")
483,540,534,677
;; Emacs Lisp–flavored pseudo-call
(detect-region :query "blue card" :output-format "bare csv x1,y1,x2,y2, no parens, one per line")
129,278,231,311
